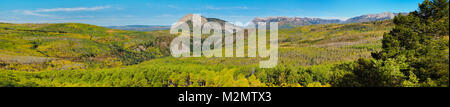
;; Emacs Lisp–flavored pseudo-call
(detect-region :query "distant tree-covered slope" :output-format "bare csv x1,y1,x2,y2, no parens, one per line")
0,23,175,71
1,19,397,87
1,0,447,87
105,25,170,31
334,0,449,87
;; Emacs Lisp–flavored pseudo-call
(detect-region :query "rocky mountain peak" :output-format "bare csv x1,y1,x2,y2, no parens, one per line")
172,14,242,33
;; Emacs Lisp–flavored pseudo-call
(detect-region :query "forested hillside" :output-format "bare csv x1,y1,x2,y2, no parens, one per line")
0,23,176,71
0,0,448,87
0,20,394,87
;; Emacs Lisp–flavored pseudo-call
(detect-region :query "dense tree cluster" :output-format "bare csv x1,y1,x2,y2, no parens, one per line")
1,0,447,87
335,0,449,87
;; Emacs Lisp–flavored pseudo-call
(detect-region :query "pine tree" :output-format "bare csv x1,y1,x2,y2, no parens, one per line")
374,0,449,86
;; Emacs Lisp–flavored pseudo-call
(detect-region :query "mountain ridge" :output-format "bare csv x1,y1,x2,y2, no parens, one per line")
99,12,407,31
252,12,407,28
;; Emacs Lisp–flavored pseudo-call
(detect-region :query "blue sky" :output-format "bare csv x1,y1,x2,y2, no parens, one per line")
0,0,424,26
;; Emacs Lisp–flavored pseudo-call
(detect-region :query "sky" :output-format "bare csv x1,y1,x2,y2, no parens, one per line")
0,0,424,26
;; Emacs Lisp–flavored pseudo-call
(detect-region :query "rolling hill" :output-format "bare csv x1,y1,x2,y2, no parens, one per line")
0,22,176,71
105,25,171,31
0,17,394,87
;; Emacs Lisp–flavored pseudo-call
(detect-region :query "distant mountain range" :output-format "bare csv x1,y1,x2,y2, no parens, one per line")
341,12,408,24
104,14,232,31
171,14,242,33
252,17,342,28
253,12,407,28
106,12,407,31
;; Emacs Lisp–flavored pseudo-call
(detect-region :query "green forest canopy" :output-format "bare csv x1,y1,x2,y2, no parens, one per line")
0,0,448,87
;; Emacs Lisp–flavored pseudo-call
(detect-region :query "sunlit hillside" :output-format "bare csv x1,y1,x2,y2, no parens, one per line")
0,20,395,87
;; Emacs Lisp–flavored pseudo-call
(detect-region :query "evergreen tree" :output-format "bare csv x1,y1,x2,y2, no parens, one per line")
368,0,449,86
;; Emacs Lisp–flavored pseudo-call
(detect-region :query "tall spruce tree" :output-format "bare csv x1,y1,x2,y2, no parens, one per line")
337,0,449,87
377,0,449,86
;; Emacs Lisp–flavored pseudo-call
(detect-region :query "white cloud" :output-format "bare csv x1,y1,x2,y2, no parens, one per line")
35,6,111,12
21,6,111,17
23,10,51,17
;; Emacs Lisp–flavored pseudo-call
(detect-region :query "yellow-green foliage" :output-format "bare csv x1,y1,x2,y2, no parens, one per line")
0,57,341,87
0,23,165,71
1,20,395,87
